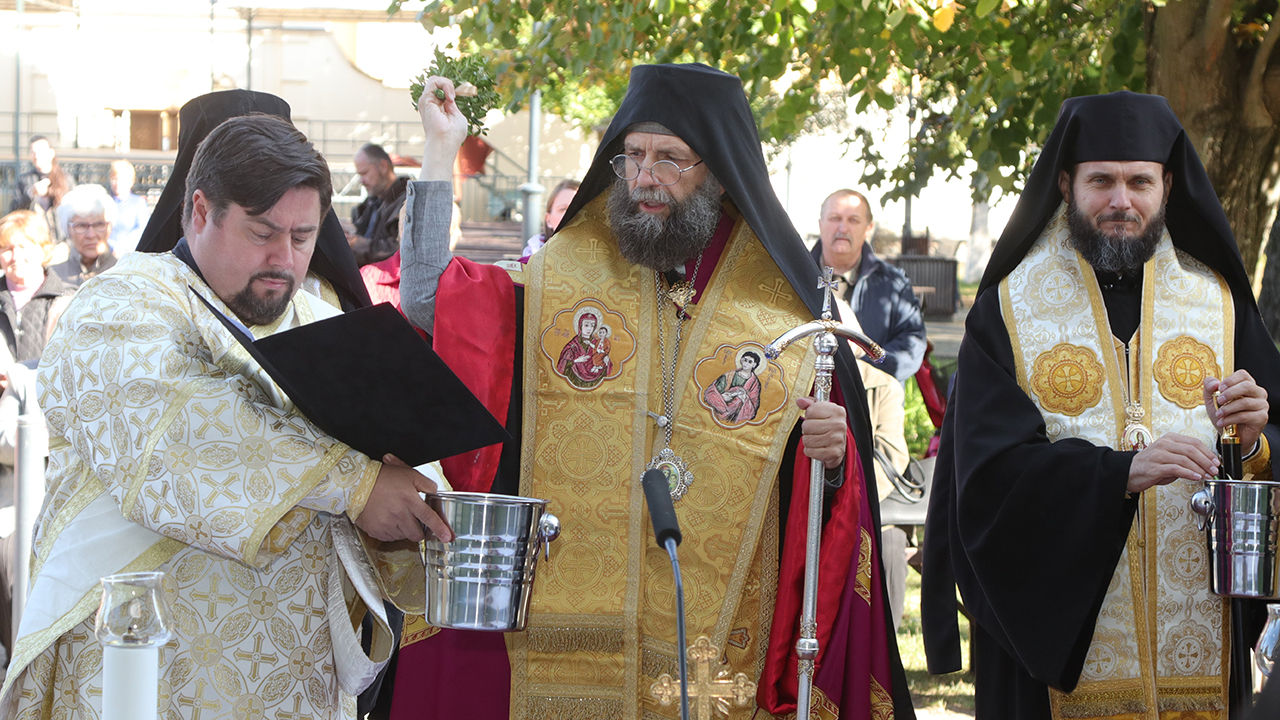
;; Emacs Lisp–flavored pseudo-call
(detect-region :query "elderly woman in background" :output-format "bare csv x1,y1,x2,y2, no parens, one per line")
52,184,118,288
0,210,74,368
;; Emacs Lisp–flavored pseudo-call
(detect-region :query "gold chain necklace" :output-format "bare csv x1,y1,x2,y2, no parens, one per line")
645,252,704,500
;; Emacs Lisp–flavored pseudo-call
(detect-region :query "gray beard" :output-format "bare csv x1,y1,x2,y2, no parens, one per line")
607,175,723,271
1066,197,1166,275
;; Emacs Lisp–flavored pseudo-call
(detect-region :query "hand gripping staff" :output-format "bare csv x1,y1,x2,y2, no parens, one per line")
763,266,884,720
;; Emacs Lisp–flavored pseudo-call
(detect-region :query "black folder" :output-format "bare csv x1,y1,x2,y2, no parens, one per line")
193,290,509,468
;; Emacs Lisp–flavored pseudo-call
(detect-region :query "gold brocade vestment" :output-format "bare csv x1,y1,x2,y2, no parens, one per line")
0,252,425,720
1000,205,1246,720
507,192,820,719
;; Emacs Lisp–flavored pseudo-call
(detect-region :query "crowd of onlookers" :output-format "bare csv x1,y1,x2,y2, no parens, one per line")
1,138,150,371
0,138,157,664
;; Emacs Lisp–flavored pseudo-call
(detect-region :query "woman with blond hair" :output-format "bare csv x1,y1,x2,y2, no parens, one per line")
0,209,72,663
0,210,74,367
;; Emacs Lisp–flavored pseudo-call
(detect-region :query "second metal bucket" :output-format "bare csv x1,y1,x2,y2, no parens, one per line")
423,491,561,631
1191,478,1280,599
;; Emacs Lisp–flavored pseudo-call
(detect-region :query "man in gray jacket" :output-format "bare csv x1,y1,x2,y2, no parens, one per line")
811,189,927,383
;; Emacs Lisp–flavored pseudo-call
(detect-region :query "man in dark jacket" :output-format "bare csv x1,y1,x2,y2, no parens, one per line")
810,189,926,383
348,142,409,266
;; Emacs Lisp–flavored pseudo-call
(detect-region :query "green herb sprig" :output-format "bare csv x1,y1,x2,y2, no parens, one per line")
410,50,500,137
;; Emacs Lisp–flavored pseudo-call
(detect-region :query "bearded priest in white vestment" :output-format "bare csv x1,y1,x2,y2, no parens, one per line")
0,113,453,719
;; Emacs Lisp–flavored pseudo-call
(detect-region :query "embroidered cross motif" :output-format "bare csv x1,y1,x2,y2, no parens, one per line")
248,586,276,619
288,647,316,679
201,473,239,506
233,633,279,681
193,400,232,439
758,279,791,305
126,346,157,375
144,485,177,523
575,238,606,263
302,544,326,574
276,694,306,720
128,409,160,446
177,679,220,720
74,355,100,389
190,575,236,621
287,587,326,633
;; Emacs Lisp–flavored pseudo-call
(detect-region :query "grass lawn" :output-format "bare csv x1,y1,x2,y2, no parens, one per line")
898,565,975,714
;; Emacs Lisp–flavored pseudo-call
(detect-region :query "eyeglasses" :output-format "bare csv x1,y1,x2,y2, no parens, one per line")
69,220,108,234
610,155,705,186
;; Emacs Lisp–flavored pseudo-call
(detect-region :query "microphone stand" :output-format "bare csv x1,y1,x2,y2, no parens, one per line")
665,536,690,720
643,469,690,720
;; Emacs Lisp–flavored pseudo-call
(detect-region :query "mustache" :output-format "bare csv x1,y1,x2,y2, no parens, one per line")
251,270,294,285
629,185,674,205
1097,211,1141,224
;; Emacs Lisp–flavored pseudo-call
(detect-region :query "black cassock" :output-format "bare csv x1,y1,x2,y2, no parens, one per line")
923,273,1280,718
921,91,1280,719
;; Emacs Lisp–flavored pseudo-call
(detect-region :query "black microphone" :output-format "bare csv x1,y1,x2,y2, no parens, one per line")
642,469,682,548
641,469,689,720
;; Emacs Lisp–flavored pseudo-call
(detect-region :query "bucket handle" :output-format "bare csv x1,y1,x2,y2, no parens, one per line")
1190,487,1215,532
539,513,561,562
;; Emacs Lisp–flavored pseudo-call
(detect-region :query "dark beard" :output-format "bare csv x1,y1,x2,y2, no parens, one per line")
607,175,723,271
1066,197,1166,275
226,270,295,326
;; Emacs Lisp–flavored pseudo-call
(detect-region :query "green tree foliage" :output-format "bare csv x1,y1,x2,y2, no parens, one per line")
390,0,1280,301
388,0,1150,204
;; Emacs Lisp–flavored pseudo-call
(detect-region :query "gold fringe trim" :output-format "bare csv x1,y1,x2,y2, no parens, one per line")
527,626,626,655
527,695,626,719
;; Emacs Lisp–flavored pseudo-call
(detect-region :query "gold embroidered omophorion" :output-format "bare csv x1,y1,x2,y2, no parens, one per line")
1000,205,1234,720
512,191,818,720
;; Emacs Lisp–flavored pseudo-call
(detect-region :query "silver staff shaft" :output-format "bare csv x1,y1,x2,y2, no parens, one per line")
765,319,882,720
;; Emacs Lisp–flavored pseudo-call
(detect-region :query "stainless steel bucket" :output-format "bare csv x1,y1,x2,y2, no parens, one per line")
423,491,561,631
1190,478,1280,598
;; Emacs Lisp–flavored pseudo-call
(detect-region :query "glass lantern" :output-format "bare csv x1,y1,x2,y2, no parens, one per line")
94,572,173,647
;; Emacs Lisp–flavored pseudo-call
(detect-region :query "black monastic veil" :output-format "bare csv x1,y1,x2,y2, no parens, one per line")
135,89,371,311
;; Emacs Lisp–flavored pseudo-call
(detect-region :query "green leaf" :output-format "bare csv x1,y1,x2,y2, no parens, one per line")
975,0,1000,17
886,8,906,29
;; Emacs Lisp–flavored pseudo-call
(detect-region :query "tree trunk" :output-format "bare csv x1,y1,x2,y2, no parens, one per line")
1148,1,1280,287
1257,213,1280,339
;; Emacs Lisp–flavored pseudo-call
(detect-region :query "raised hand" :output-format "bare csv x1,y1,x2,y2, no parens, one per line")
417,75,469,183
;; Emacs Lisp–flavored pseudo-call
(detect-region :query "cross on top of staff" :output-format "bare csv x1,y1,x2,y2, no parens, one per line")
818,266,839,321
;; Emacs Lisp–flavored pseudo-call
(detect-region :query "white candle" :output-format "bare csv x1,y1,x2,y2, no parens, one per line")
101,645,159,720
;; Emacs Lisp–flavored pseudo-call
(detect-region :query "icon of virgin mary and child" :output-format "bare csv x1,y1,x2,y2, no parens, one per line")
556,311,613,389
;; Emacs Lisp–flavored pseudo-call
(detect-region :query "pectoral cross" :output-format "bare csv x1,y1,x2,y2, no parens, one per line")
650,636,757,720
667,280,697,311
818,266,839,321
